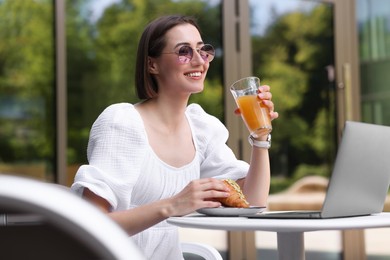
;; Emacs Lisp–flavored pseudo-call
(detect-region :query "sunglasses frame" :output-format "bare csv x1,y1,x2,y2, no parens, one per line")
161,44,215,63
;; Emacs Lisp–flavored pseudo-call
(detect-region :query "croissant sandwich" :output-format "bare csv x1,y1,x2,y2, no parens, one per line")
216,179,250,208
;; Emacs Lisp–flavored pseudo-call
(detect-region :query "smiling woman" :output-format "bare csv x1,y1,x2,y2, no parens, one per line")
2,0,379,259
70,14,278,259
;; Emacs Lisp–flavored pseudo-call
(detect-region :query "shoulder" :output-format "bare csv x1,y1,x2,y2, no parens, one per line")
186,103,229,147
97,103,139,123
186,103,226,130
92,103,142,129
90,103,145,139
87,102,147,159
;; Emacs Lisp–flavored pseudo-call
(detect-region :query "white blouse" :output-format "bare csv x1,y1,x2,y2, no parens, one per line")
71,103,249,259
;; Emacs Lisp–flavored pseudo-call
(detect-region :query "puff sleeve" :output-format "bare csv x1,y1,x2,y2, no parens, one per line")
71,103,148,211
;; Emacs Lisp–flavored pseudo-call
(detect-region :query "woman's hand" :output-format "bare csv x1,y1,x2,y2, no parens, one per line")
168,178,230,217
234,85,279,120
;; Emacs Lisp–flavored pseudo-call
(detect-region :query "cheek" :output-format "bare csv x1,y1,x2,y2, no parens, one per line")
203,63,210,75
156,60,179,75
155,64,185,85
205,61,210,70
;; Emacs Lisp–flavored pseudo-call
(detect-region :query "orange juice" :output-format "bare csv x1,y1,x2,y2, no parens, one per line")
236,95,272,137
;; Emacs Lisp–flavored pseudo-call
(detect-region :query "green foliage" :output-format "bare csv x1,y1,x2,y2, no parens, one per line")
252,4,337,181
292,163,331,181
0,0,54,163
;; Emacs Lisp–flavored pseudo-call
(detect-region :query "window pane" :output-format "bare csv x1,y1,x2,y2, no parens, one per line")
357,0,390,125
249,0,337,191
0,0,55,181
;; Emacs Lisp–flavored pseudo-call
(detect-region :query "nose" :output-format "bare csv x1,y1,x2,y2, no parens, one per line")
190,49,206,65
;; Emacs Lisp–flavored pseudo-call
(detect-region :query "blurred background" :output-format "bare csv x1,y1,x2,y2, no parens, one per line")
1,0,389,259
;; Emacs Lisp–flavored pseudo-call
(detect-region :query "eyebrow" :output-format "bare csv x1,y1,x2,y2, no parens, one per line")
173,41,204,49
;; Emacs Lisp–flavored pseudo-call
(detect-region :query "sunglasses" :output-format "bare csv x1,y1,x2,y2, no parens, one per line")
161,44,215,63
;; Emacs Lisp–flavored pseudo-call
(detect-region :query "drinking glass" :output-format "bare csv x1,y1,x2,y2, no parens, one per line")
230,77,272,138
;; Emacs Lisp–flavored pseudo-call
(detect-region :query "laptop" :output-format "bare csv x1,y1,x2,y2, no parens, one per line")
245,121,390,219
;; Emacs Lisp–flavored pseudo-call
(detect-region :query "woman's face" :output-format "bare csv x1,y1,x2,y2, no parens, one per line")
149,23,210,97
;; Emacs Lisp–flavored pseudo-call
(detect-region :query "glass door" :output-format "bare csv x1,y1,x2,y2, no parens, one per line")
235,1,362,258
0,0,55,182
357,0,390,126
222,1,359,258
248,0,347,258
248,0,337,191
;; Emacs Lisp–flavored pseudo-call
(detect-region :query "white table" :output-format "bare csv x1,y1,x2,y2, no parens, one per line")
168,212,390,260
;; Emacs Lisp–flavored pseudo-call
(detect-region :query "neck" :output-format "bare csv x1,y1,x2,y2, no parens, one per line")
137,96,189,133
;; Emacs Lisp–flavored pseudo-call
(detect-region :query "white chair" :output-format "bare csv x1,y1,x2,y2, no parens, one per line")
0,174,223,260
181,242,223,260
0,174,145,259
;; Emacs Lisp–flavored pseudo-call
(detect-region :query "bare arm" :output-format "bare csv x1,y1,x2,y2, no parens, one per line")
83,178,230,236
236,85,278,207
236,146,270,207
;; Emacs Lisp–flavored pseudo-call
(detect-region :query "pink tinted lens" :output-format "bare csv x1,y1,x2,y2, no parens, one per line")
200,44,215,62
177,46,193,63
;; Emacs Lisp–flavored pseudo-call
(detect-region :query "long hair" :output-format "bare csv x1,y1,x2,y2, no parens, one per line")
135,15,200,99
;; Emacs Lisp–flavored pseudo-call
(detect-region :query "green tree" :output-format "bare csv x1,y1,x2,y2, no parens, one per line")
0,0,54,164
251,4,336,181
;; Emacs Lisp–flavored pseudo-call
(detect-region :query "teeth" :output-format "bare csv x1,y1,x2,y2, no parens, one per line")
185,72,201,77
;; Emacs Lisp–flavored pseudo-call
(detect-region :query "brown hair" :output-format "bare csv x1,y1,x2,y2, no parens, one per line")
135,15,200,99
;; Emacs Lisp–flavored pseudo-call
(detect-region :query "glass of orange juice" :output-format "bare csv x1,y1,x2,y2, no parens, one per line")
230,77,272,138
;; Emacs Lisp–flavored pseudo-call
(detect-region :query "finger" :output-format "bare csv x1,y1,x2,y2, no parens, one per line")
201,177,226,184
201,201,222,208
197,178,214,184
262,100,275,111
270,111,279,120
261,100,278,120
198,178,229,192
259,85,270,93
258,91,272,100
202,190,230,200
197,177,223,185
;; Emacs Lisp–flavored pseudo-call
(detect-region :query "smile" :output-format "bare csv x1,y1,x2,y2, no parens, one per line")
185,72,202,77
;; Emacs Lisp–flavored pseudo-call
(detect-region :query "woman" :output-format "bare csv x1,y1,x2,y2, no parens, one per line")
71,15,278,259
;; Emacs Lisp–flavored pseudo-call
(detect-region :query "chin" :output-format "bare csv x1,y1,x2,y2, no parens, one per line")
192,86,204,94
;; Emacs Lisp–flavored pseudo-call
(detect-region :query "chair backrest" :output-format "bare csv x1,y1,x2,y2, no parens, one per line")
0,174,145,259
